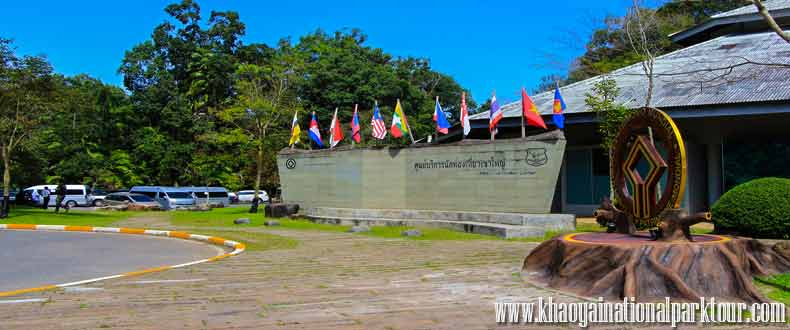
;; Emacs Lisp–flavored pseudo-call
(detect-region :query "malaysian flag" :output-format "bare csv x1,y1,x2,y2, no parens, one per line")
371,101,387,139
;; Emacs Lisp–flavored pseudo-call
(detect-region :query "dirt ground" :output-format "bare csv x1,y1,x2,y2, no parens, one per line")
0,217,768,330
0,216,573,330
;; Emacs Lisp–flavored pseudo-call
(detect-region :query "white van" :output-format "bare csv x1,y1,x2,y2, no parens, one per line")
24,185,89,208
187,187,230,207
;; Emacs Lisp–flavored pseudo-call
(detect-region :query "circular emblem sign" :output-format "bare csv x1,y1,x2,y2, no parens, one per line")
285,158,296,169
610,107,686,227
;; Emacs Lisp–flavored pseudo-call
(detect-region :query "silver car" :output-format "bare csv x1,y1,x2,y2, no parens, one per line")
103,192,160,208
129,186,196,210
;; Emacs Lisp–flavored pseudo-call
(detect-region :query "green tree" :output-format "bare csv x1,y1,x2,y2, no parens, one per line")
40,75,136,187
0,38,55,216
293,29,474,146
218,46,302,212
118,0,245,185
584,76,631,152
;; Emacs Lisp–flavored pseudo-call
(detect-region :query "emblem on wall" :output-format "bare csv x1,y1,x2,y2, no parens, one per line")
285,158,296,169
526,148,548,167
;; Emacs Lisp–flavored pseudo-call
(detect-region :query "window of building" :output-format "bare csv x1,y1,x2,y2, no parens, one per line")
566,148,611,205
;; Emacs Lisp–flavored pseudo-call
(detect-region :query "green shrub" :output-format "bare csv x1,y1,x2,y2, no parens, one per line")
712,177,790,238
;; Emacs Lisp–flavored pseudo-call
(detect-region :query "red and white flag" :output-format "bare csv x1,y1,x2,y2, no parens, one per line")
460,92,470,137
329,107,344,148
371,101,387,140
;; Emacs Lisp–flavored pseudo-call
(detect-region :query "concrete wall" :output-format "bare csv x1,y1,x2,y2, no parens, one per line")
277,131,566,214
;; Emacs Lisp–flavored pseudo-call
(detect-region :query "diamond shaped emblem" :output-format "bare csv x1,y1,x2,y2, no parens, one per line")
622,135,667,218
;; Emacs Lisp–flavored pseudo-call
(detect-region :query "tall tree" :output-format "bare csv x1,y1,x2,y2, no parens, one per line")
0,39,55,216
217,44,302,212
118,0,245,185
752,0,790,42
624,0,662,106
294,29,474,145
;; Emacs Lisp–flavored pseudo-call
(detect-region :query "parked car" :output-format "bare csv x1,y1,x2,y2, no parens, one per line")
0,190,17,203
129,186,196,210
87,188,109,206
23,185,90,208
103,192,160,208
236,190,269,203
187,187,231,207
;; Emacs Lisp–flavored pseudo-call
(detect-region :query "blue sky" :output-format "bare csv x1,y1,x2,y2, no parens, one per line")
1,0,630,104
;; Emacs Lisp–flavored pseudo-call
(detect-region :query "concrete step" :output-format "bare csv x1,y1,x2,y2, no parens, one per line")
305,215,550,239
304,207,575,232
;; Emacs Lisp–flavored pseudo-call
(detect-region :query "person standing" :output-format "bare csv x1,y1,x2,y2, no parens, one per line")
41,187,51,209
55,183,67,213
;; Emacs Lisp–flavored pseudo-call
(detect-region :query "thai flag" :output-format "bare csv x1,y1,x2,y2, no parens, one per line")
433,97,451,134
489,91,502,134
371,102,387,139
350,104,361,143
309,112,324,148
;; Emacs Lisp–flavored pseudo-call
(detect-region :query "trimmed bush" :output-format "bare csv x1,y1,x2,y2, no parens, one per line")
712,177,790,238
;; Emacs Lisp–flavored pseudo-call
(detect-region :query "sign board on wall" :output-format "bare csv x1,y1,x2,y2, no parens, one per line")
277,131,566,214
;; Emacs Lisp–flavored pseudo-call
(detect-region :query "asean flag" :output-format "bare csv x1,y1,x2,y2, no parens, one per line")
553,83,566,129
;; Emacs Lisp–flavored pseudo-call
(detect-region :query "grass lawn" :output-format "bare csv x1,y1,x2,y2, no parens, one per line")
191,229,298,252
755,274,790,306
0,206,715,244
168,210,609,242
170,207,267,227
0,206,143,227
361,226,499,241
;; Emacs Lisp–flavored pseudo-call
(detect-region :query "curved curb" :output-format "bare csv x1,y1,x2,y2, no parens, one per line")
0,223,245,298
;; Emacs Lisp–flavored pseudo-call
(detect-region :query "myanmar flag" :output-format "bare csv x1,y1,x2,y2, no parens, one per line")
391,99,409,138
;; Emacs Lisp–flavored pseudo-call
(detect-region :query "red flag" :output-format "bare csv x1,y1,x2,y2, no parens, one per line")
522,88,547,129
329,107,344,148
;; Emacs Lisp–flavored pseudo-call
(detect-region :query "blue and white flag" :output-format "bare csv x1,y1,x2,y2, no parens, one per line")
309,112,324,148
433,97,451,134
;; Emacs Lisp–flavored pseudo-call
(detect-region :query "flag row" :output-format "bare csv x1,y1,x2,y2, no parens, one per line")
289,84,566,148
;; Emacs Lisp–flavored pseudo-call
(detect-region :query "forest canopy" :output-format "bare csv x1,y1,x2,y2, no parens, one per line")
0,0,475,193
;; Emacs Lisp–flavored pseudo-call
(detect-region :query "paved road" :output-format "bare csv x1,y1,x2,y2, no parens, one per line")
0,230,221,292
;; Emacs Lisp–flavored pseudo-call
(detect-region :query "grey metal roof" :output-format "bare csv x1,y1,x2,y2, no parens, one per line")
711,0,790,18
470,30,790,121
670,0,790,43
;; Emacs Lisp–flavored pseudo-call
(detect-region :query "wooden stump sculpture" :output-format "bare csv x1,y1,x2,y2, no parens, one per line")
523,233,790,303
525,108,790,302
